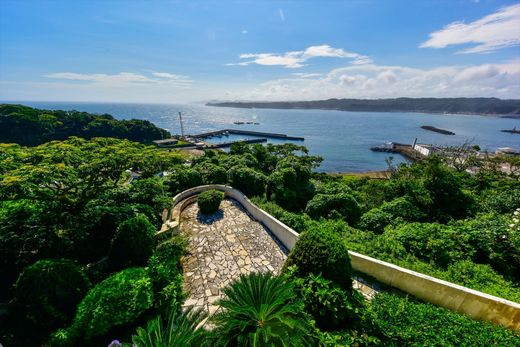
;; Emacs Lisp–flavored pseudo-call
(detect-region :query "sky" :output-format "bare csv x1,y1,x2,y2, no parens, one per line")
0,0,519,103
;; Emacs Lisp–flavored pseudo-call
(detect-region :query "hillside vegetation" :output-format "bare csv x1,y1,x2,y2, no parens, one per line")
0,104,170,146
208,97,520,116
0,117,518,345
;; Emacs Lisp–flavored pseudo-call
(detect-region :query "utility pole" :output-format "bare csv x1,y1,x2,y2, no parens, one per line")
178,112,185,138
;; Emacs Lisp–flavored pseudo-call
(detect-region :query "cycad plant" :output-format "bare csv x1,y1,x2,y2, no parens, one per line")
211,272,314,346
132,306,208,347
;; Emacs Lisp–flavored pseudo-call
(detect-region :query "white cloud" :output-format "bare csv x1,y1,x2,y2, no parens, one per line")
420,4,520,53
292,72,323,78
241,29,248,34
226,60,520,100
230,44,372,68
278,8,285,21
44,71,192,87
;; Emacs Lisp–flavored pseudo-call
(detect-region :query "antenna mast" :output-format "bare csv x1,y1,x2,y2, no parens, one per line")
178,112,185,138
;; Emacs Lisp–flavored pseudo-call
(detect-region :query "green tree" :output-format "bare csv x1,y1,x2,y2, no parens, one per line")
227,166,266,197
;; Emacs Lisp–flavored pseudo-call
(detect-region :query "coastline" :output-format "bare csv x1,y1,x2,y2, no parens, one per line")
207,103,520,119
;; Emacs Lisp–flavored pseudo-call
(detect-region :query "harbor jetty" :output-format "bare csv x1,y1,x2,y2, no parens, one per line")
191,129,305,141
371,139,435,161
421,125,455,135
207,138,267,148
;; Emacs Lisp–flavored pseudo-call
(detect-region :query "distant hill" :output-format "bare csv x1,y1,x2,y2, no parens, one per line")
0,104,170,146
207,98,520,117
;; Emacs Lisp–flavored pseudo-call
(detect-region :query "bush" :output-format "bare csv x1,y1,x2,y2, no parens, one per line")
379,196,425,221
283,225,353,291
197,189,224,215
305,193,361,225
251,198,311,232
291,272,364,331
227,166,266,197
368,293,520,346
15,259,90,330
267,158,315,211
147,237,186,313
385,222,475,268
50,268,154,345
108,215,156,271
358,208,394,234
358,197,425,233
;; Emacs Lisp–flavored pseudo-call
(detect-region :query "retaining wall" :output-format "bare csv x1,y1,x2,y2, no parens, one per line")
162,184,520,331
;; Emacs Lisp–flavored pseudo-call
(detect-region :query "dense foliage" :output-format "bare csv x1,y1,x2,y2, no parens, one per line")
14,259,90,334
0,104,170,146
284,224,353,291
1,109,519,345
108,215,156,271
367,293,520,346
197,189,224,215
50,267,154,346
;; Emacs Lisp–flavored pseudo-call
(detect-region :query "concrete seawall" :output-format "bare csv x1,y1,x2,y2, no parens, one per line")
161,185,520,331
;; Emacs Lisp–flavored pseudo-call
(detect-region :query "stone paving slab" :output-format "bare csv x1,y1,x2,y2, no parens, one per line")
180,199,288,314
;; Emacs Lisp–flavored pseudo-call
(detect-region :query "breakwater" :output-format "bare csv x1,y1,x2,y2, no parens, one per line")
191,129,304,141
421,125,455,135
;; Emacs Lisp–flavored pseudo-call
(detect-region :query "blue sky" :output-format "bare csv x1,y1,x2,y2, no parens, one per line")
0,0,519,103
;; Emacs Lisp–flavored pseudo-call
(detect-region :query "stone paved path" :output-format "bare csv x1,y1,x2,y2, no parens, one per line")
180,198,288,314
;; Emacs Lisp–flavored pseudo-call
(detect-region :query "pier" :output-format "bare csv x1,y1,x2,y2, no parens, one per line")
207,138,267,148
191,129,305,141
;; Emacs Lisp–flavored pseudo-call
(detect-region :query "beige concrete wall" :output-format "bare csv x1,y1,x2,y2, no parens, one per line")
349,251,520,331
163,185,300,249
162,185,520,331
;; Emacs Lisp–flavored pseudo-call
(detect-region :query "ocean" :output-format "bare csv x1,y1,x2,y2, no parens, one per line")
19,101,520,173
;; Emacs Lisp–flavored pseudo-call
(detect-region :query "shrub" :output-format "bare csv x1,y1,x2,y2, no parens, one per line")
305,193,361,225
267,158,315,211
147,237,187,313
368,293,520,346
197,189,224,215
283,225,353,291
291,272,364,331
251,198,311,232
50,268,154,345
15,259,90,330
358,197,425,233
211,272,314,346
227,166,266,197
379,196,425,221
108,215,156,271
358,208,394,234
385,222,475,268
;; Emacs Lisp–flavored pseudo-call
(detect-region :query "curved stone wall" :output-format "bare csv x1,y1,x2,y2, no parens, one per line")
160,185,520,331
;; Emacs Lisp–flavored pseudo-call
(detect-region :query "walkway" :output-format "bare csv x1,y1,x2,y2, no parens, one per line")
180,198,288,314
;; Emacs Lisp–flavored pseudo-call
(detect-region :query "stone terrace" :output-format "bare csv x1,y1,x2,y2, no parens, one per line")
180,198,288,314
